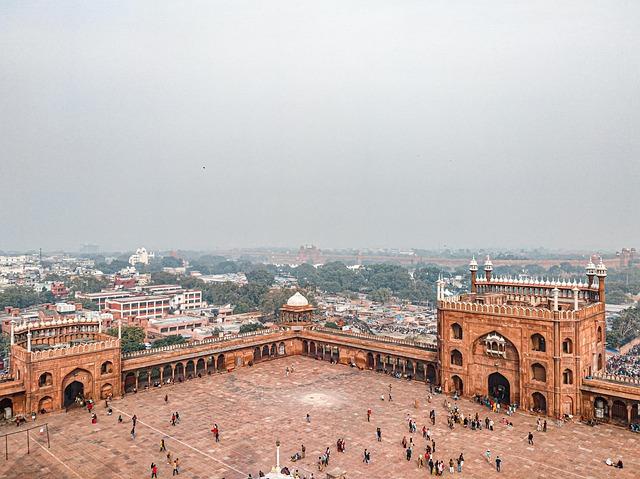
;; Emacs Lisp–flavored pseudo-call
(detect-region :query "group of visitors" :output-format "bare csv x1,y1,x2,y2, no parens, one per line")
607,344,640,379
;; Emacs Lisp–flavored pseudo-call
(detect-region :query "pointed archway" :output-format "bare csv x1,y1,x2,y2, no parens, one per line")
488,372,510,404
64,381,84,408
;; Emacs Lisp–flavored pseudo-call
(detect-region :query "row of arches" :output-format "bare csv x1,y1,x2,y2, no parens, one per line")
593,396,640,424
301,340,438,383
122,342,290,394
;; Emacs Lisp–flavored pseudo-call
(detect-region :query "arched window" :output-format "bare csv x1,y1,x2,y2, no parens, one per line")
531,363,546,382
451,323,463,340
101,361,113,375
597,353,603,370
562,369,573,384
562,338,573,354
450,349,463,367
38,372,53,387
531,333,546,352
597,326,603,343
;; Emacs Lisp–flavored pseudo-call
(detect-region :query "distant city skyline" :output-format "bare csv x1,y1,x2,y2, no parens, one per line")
1,1,639,252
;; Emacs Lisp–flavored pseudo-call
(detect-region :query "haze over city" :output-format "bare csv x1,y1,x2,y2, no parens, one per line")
1,1,639,252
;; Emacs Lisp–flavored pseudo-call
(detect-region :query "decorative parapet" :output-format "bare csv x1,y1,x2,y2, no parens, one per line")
122,328,285,359
437,299,604,320
30,339,121,362
590,370,640,386
14,316,100,334
311,326,438,352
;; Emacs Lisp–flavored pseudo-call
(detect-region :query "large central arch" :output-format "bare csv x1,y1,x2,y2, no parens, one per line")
64,381,84,408
61,368,93,409
470,331,520,405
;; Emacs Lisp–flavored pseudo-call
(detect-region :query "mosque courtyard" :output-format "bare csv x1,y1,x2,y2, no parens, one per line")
0,355,637,479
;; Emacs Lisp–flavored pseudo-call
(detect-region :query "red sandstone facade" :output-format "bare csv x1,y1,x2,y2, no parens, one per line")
0,282,638,426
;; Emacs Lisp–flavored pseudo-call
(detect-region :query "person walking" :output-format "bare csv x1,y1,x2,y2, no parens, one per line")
457,453,464,473
164,394,168,403
376,427,382,442
214,424,220,442
485,449,491,463
151,463,158,478
367,408,371,422
363,449,370,464
496,455,502,472
301,444,306,458
171,413,176,426
172,459,179,476
306,413,311,423
449,458,455,474
528,432,534,445
160,439,166,452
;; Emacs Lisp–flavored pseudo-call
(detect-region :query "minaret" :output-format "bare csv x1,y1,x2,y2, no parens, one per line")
26,327,32,353
585,260,596,288
469,257,478,293
484,255,493,282
10,320,15,346
436,275,444,301
596,260,607,303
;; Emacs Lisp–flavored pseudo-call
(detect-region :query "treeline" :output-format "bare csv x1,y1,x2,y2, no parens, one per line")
607,305,640,348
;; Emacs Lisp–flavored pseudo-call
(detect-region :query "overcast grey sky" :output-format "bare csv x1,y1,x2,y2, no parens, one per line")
1,1,639,252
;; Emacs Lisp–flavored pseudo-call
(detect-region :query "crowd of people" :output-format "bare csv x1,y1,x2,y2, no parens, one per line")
607,344,640,378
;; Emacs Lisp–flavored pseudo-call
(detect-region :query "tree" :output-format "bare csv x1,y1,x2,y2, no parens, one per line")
107,326,146,353
324,321,340,329
607,305,640,348
0,287,55,310
152,335,186,347
69,275,110,294
161,256,183,268
246,268,275,287
369,288,393,304
239,323,265,333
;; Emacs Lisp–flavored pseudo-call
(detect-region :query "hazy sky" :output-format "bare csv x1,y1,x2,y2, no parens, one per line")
1,1,639,252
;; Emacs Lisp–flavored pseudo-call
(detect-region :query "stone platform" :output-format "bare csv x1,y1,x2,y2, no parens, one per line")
0,356,637,478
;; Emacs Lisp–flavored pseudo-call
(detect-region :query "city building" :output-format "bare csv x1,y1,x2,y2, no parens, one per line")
104,295,171,325
128,247,154,266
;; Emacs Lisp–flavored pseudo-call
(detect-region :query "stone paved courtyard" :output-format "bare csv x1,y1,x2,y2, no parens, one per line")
0,356,638,479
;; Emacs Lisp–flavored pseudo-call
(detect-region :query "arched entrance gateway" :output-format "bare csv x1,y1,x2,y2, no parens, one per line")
62,368,93,409
64,381,84,408
469,332,520,405
488,372,510,404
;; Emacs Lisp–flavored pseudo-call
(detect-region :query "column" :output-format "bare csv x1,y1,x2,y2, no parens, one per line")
135,372,139,391
160,367,164,385
171,364,175,382
627,404,632,424
10,320,15,346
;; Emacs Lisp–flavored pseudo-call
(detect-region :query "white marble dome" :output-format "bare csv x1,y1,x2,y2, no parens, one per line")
286,292,309,307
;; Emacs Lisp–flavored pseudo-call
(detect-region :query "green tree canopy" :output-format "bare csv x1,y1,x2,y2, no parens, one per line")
152,335,186,347
107,326,146,353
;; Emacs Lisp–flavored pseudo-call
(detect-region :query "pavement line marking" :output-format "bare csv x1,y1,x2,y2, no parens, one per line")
114,408,248,477
33,439,84,479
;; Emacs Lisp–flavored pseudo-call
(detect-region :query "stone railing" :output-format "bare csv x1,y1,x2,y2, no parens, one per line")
30,339,121,361
122,328,286,359
0,372,14,383
588,370,640,386
311,326,438,352
436,299,602,321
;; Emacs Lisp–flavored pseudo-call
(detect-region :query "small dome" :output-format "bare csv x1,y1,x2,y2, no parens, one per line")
287,292,309,307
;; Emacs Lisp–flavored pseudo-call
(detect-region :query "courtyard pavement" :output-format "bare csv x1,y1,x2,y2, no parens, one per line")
0,356,637,478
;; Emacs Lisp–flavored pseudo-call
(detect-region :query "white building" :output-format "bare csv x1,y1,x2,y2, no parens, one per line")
128,247,154,266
